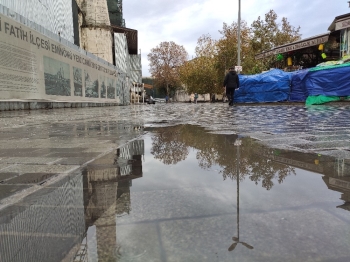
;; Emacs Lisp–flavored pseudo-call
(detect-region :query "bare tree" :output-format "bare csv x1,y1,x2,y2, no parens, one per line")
148,41,188,96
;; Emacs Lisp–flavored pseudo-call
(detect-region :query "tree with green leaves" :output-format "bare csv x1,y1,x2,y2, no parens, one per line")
147,41,188,96
173,9,302,96
149,125,295,190
215,20,259,75
179,34,221,96
251,9,301,70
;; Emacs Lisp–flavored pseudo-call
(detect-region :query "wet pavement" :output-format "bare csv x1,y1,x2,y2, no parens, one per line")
0,103,350,261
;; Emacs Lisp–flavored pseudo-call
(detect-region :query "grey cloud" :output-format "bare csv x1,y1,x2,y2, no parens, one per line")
124,0,349,77
124,0,203,24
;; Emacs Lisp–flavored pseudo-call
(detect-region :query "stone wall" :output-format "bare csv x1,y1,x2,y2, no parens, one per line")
77,0,113,64
80,28,113,64
0,10,130,110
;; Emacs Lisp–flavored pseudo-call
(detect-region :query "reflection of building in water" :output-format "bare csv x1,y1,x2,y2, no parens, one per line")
256,145,350,177
0,174,85,262
257,145,350,212
79,140,144,261
323,175,350,212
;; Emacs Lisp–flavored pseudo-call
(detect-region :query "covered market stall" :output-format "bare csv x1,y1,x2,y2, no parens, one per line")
238,12,350,105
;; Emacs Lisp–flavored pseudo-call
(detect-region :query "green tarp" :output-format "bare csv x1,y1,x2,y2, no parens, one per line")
305,95,341,105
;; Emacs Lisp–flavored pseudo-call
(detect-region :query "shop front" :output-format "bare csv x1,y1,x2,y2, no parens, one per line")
256,12,350,71
250,11,350,105
328,13,350,58
255,33,335,71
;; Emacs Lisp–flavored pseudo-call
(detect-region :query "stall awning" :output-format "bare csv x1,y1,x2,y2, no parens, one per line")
255,33,329,60
328,13,350,32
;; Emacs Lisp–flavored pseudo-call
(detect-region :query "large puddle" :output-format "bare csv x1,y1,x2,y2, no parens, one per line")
1,124,349,262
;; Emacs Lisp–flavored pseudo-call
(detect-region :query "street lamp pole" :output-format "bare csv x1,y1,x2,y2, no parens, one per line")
228,138,254,252
237,0,241,67
142,83,145,103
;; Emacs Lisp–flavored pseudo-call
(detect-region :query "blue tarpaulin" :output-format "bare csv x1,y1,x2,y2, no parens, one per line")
304,66,350,97
233,65,350,104
234,69,291,103
289,69,309,102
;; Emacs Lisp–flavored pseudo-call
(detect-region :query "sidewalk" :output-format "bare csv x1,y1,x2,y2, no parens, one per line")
0,107,144,210
1,102,350,209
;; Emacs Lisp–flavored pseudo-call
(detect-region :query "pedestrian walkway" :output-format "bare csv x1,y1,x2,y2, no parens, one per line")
1,103,350,209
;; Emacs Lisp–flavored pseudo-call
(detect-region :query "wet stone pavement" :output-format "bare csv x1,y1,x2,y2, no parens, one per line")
0,103,350,261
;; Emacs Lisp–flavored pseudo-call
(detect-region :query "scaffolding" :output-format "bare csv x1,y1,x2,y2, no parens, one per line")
107,0,125,27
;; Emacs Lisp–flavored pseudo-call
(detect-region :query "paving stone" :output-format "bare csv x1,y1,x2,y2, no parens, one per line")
0,164,14,172
4,173,56,185
0,185,31,199
1,157,60,165
0,173,18,183
0,149,42,158
1,103,350,262
2,164,79,174
55,157,95,165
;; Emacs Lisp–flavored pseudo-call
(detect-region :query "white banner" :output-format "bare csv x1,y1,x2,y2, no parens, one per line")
235,66,242,72
0,13,126,104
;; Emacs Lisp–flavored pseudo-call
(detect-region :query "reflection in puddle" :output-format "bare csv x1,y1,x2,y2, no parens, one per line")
1,125,350,262
82,140,144,261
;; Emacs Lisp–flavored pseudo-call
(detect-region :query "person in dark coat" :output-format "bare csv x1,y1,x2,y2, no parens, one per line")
223,67,240,106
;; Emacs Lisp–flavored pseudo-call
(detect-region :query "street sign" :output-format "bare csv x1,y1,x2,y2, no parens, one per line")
235,66,242,72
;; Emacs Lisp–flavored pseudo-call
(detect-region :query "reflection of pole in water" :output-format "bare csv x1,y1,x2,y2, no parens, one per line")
228,139,254,251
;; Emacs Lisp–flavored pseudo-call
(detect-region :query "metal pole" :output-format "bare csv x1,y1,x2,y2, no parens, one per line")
237,143,240,239
134,83,136,103
237,0,241,67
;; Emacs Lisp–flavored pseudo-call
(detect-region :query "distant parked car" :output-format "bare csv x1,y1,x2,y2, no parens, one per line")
145,96,156,104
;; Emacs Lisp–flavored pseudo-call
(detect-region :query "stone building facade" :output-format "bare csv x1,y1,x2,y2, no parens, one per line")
0,0,76,43
0,0,142,107
76,0,114,64
0,0,141,84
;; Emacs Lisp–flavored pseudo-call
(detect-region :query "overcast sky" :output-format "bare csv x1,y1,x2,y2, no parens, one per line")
123,0,348,77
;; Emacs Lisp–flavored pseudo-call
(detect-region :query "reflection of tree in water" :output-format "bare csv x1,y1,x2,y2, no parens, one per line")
246,142,296,190
151,125,189,165
149,125,295,190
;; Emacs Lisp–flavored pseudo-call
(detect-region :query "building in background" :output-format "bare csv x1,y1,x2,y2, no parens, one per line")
0,0,79,45
328,12,350,58
0,0,142,95
75,0,142,91
255,6,350,71
106,0,125,27
76,0,113,64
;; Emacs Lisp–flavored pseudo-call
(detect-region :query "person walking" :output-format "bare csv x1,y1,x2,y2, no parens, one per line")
194,93,198,104
223,67,239,106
